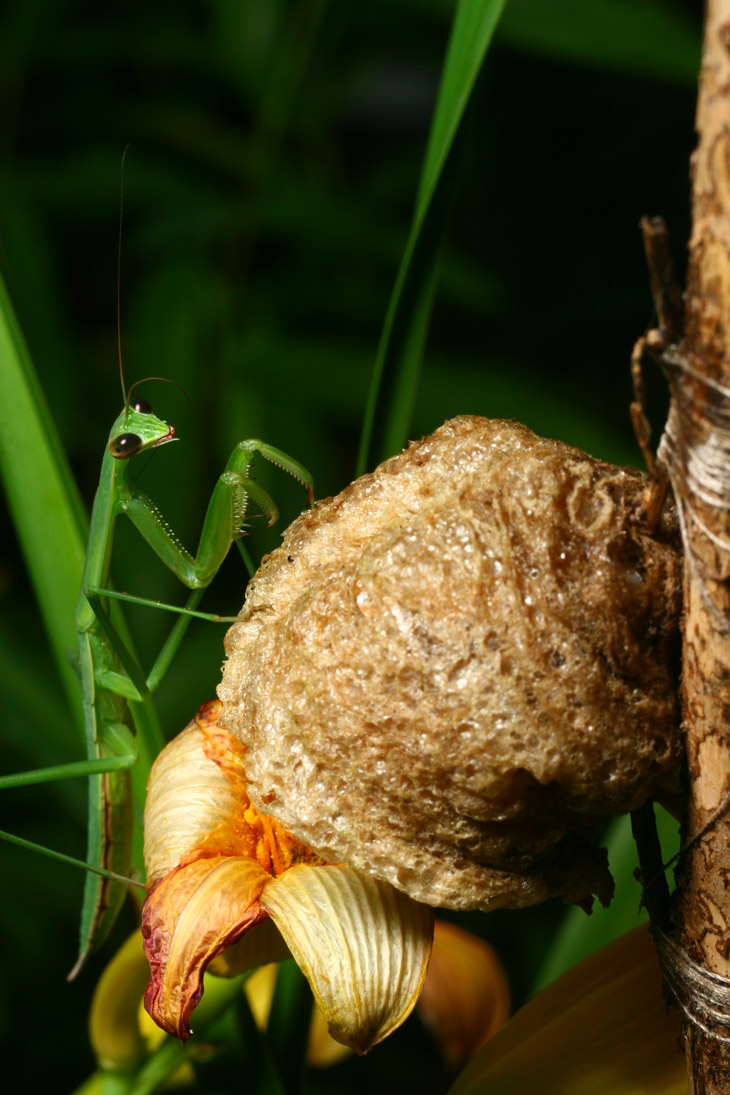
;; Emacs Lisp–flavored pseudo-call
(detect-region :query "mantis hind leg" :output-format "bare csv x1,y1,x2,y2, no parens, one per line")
84,586,217,694
71,756,134,980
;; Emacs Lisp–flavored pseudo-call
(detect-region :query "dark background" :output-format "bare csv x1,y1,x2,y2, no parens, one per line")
0,1,702,1091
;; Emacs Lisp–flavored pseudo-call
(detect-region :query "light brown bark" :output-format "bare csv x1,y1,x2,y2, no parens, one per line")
663,2,730,1089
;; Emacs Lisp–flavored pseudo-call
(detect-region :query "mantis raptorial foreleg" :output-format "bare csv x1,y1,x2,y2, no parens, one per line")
114,438,312,590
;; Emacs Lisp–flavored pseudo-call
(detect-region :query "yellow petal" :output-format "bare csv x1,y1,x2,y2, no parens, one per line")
243,964,279,1031
144,703,253,888
260,863,434,1054
448,925,685,1095
142,855,270,1041
89,930,149,1070
418,920,510,1067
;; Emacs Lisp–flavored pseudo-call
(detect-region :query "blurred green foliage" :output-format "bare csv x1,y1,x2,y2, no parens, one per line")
0,0,700,1091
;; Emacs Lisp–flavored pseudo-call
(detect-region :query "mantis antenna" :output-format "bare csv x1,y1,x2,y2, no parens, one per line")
114,146,189,427
118,142,131,405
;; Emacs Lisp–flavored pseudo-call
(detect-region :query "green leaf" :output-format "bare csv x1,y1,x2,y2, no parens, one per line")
357,0,508,473
0,266,87,741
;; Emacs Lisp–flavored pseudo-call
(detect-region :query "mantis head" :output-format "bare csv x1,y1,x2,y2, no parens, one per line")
108,396,176,459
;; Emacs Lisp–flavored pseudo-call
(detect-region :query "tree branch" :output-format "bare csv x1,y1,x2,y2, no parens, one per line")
656,3,730,1089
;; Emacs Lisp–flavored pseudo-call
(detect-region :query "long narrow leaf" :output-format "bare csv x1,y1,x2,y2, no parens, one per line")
357,0,507,473
0,267,86,741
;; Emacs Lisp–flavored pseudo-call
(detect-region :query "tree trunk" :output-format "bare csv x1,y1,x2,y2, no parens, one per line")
659,2,730,1089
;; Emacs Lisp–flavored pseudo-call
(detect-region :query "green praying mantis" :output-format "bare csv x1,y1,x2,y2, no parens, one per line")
1,365,313,978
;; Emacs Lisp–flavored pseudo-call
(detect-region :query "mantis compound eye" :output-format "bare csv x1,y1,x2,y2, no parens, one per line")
131,397,153,414
109,432,143,458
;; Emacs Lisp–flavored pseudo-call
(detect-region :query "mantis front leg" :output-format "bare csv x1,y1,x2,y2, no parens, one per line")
86,437,314,694
119,439,314,589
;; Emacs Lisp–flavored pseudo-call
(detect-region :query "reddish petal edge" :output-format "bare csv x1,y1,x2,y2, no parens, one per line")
142,854,270,1041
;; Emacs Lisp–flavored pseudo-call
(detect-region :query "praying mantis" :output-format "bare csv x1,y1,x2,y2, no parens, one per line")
78,389,314,974
0,311,313,976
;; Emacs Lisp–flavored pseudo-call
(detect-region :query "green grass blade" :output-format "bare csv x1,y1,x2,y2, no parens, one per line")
365,180,451,468
357,0,507,474
415,0,505,219
266,961,311,1095
0,266,87,739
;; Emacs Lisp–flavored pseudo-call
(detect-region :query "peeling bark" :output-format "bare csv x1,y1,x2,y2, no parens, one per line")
659,2,730,1090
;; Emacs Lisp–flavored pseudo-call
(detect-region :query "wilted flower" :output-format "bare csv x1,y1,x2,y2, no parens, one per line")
141,701,433,1053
